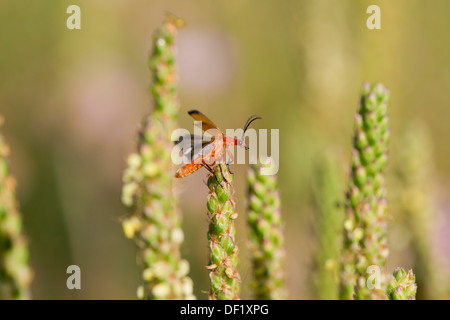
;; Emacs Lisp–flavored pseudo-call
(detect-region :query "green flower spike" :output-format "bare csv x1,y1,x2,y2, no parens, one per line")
247,159,287,300
388,268,417,300
340,82,390,300
206,164,240,300
0,116,33,300
121,16,194,300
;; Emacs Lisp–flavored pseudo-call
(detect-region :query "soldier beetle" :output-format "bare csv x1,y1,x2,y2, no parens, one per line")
174,110,261,183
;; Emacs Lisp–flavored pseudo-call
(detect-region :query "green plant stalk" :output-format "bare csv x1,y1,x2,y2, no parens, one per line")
247,160,287,300
387,268,417,300
392,123,435,299
311,151,343,300
340,82,390,300
121,17,194,300
206,164,240,300
0,117,33,300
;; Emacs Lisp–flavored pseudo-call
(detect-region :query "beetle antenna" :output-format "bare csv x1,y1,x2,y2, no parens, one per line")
242,115,262,140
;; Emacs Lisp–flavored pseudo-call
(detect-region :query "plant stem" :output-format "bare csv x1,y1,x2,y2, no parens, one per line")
340,82,390,300
0,117,33,300
391,122,436,299
247,160,287,300
121,16,194,300
311,151,343,300
206,164,240,300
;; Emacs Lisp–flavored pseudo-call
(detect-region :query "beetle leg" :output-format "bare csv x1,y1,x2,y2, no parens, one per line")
204,164,214,174
219,164,229,186
205,164,225,189
223,148,234,175
226,163,233,175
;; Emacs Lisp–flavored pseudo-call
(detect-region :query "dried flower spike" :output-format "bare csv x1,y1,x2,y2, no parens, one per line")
121,15,194,300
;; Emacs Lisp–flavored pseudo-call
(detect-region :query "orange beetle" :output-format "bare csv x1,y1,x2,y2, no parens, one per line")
175,110,261,179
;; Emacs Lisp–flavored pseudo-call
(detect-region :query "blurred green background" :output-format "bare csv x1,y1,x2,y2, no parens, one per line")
1,0,449,299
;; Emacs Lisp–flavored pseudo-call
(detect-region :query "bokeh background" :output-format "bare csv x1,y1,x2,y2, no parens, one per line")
1,0,450,299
